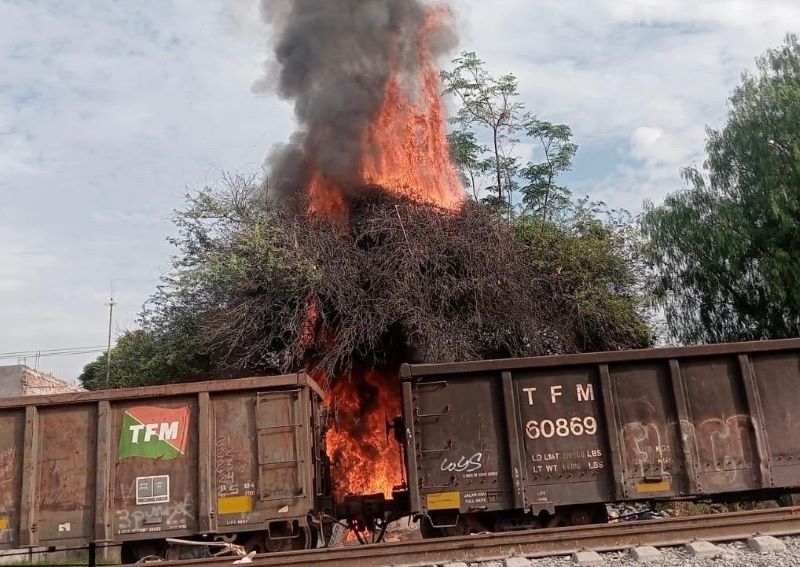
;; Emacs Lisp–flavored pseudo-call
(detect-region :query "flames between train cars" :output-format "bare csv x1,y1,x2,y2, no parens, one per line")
260,0,464,501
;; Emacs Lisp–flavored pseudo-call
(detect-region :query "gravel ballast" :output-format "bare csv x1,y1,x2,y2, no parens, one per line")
458,535,800,567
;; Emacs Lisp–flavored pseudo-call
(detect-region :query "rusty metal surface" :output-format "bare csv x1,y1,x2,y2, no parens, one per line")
0,410,24,546
112,395,199,540
36,404,98,544
609,361,685,499
404,338,800,520
0,373,324,410
682,356,759,493
152,507,800,567
410,373,513,516
0,373,327,550
514,364,612,512
255,389,303,503
401,337,800,377
751,352,800,486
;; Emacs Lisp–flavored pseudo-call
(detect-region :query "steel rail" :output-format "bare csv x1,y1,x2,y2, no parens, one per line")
153,507,800,567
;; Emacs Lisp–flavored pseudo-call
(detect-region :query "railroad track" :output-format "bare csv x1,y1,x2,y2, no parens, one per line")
151,506,800,567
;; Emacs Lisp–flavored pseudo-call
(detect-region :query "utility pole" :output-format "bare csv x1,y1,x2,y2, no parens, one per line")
105,283,116,388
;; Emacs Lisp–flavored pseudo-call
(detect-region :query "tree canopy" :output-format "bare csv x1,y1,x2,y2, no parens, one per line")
80,328,210,390
80,177,650,389
642,34,800,344
442,52,576,220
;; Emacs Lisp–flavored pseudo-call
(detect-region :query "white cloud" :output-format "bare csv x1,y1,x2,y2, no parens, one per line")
458,0,800,207
629,125,704,167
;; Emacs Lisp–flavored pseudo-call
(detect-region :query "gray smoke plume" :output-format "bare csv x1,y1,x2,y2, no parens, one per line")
258,0,458,202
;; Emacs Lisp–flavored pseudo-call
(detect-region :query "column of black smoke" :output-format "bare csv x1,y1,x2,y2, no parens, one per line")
257,0,458,202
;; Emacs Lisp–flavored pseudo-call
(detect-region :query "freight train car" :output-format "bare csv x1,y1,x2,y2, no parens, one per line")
0,373,332,562
400,338,800,535
4,339,800,562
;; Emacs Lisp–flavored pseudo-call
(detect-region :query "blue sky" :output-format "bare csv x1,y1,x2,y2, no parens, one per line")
1,0,799,380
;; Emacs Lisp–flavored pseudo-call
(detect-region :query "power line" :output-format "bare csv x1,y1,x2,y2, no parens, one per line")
0,346,108,356
0,348,108,361
0,346,109,357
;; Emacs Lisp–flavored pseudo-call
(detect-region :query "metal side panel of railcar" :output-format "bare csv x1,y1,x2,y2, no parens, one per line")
402,338,800,526
0,373,327,551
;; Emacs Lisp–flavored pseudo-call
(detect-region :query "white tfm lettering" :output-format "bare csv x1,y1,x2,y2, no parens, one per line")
521,383,596,405
159,421,179,441
129,424,145,444
523,387,537,405
576,383,594,401
144,424,159,442
131,421,180,443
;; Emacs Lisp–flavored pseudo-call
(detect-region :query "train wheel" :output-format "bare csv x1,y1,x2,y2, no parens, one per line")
246,526,314,554
121,541,168,564
548,504,608,528
419,516,442,538
420,513,488,537
441,514,489,537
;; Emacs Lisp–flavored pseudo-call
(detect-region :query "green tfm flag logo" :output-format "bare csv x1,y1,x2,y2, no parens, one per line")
118,406,190,461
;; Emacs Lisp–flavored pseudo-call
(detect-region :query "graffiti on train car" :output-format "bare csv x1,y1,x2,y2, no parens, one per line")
620,421,674,479
440,453,482,474
0,447,17,506
694,414,755,476
618,414,756,486
115,494,195,535
215,434,238,497
0,447,15,519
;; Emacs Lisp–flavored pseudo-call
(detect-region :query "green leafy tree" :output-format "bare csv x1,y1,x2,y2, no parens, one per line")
516,199,651,350
80,173,314,390
442,52,577,219
447,129,486,201
442,52,522,214
521,119,578,221
79,327,210,390
642,34,800,343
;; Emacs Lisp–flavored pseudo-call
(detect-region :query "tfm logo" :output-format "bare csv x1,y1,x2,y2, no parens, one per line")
127,421,180,444
118,406,190,461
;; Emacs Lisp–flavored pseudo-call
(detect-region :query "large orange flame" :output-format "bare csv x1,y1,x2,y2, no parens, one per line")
325,369,403,498
308,8,463,218
309,7,462,500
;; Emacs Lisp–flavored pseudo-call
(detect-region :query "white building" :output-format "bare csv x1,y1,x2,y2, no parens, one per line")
0,364,81,397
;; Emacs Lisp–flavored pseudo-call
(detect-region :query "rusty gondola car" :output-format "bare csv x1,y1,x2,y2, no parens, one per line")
0,373,332,562
400,338,800,535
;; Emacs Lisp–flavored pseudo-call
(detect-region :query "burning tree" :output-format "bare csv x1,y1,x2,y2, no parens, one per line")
103,181,647,497
82,0,651,500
